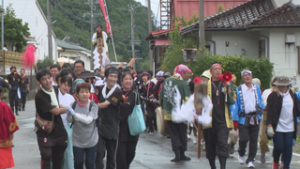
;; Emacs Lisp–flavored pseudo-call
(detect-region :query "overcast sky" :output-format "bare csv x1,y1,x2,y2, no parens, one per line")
135,0,160,25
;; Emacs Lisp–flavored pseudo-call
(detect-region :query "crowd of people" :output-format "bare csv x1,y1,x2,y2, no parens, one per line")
0,60,300,169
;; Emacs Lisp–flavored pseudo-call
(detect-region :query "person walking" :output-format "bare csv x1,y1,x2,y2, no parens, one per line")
0,86,19,169
202,62,236,169
266,76,300,169
260,77,278,163
96,67,122,169
35,69,68,169
232,69,265,168
66,82,99,169
139,72,157,134
58,76,75,169
160,64,191,162
7,66,20,115
19,68,29,111
116,72,140,169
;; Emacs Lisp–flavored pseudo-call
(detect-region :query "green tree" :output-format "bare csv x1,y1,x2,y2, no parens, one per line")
0,4,30,52
37,0,156,70
37,56,54,71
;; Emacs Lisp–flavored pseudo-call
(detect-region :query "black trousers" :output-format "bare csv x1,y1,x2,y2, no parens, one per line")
37,136,67,169
21,93,27,105
203,122,229,160
238,124,260,163
146,109,157,132
167,121,187,153
116,141,138,169
9,91,18,110
95,135,117,169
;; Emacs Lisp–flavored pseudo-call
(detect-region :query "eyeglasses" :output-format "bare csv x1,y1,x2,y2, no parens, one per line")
243,74,252,77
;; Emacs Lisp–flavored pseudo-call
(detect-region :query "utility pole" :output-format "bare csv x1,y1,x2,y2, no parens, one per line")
47,0,53,59
147,0,153,70
1,0,4,50
199,0,205,57
129,5,136,70
90,0,94,70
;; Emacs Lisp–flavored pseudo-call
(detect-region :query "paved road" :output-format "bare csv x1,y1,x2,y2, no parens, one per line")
10,100,300,169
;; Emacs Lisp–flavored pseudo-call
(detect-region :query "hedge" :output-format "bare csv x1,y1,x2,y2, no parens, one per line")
160,16,274,90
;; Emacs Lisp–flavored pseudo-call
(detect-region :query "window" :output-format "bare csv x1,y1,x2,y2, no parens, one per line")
259,40,265,58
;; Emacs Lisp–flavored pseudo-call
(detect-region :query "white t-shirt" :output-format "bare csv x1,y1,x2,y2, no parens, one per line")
262,88,272,106
276,91,294,132
51,77,57,86
59,89,75,125
241,84,256,114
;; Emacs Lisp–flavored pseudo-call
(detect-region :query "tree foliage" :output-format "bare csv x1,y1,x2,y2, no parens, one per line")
161,16,274,90
37,56,54,71
0,4,30,52
37,0,155,70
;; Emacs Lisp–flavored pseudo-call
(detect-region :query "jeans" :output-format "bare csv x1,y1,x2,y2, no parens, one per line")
73,145,97,169
273,132,293,169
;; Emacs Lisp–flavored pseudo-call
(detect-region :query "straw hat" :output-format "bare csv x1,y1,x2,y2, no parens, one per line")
201,70,211,79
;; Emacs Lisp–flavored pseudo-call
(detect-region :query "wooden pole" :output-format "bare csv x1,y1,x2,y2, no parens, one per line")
197,123,202,158
199,0,205,57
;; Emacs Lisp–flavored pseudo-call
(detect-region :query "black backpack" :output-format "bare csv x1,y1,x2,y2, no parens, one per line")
69,101,94,128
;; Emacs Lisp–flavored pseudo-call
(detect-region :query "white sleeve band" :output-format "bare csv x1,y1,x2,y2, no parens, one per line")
74,113,94,125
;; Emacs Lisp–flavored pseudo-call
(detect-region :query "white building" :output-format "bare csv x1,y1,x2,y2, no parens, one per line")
181,0,300,90
57,39,92,70
4,0,57,61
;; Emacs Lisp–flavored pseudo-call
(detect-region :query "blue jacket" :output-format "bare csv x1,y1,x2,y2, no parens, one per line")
295,92,300,124
232,84,265,125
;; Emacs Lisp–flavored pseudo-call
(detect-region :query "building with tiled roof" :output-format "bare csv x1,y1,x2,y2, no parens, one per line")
180,0,300,90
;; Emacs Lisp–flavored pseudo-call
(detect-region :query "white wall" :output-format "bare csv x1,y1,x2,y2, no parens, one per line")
273,0,290,7
269,28,300,90
4,0,57,61
207,31,259,58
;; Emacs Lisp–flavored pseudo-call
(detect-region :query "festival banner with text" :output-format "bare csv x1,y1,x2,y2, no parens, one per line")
98,0,112,34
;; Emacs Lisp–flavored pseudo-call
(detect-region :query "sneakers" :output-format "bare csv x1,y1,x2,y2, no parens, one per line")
192,137,197,144
149,132,154,135
238,155,245,164
187,134,191,140
201,139,205,145
260,154,266,164
247,161,255,168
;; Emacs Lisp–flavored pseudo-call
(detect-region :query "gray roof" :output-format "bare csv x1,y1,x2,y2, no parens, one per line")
56,39,91,53
180,0,276,35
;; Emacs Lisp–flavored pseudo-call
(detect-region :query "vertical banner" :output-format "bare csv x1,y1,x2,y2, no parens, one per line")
98,0,112,33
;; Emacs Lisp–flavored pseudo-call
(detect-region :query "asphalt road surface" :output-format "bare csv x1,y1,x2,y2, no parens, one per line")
10,100,300,169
